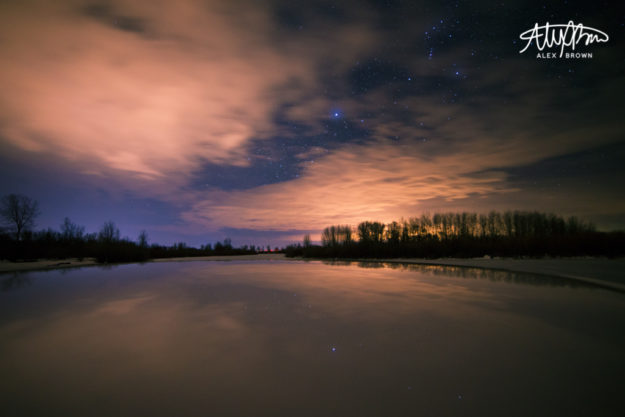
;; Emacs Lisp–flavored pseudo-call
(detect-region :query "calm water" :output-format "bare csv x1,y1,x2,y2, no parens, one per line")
1,260,624,417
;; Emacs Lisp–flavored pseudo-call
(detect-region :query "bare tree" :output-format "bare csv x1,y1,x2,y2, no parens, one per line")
385,221,401,244
0,194,40,240
98,221,120,243
322,225,353,247
138,230,149,247
357,221,385,244
61,217,85,240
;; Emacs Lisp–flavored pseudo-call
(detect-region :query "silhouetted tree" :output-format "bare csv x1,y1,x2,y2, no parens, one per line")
322,225,353,247
0,194,40,240
357,221,385,244
478,214,488,237
98,221,120,242
138,230,149,247
386,221,402,244
303,210,606,259
61,217,85,241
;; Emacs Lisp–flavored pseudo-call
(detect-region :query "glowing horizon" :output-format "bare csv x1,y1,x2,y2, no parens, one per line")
1,0,623,247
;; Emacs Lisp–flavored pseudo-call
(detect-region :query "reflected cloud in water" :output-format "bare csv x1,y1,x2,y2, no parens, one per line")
0,261,623,417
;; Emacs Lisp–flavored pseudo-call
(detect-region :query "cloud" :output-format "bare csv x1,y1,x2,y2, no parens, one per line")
185,135,625,236
2,0,623,241
0,1,274,179
183,138,516,231
0,0,375,186
182,50,625,235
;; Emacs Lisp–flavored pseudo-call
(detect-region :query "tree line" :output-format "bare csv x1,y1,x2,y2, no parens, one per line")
3,193,623,263
0,194,259,263
285,211,625,258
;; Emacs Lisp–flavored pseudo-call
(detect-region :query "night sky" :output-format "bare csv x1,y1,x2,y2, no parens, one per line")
1,0,624,247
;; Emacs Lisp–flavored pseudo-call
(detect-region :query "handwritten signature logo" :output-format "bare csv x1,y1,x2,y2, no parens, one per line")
519,21,609,58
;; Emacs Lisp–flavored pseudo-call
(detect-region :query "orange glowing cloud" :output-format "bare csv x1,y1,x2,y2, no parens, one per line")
0,0,373,185
0,1,277,179
2,1,622,239
181,61,625,234
183,139,516,231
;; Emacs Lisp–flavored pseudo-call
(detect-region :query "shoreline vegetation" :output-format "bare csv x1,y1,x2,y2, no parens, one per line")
284,211,625,259
2,207,624,283
0,233,261,264
0,219,263,264
1,193,269,263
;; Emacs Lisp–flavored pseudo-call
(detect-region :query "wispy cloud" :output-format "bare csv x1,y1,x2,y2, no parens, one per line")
183,138,516,231
182,51,625,234
0,0,373,184
1,0,623,243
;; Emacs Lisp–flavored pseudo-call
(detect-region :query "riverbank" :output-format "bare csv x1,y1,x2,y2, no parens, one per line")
1,254,623,292
0,258,100,273
0,253,286,274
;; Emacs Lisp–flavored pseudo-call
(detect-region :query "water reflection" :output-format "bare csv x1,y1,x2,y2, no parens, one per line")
0,261,623,417
325,260,590,288
1,273,32,292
